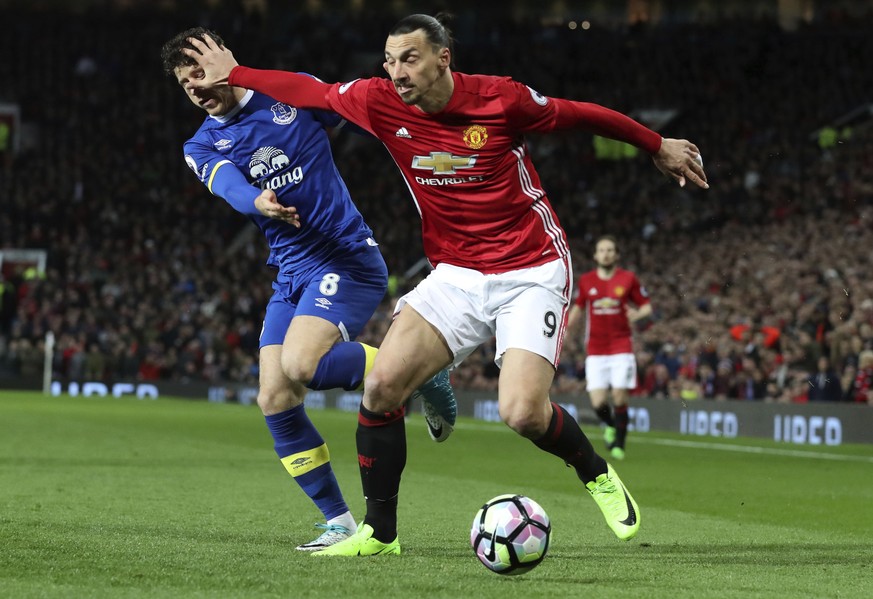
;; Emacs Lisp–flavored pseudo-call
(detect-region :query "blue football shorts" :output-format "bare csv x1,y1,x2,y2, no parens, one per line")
260,238,388,348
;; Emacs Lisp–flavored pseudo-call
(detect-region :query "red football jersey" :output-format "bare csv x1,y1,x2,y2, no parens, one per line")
325,72,569,274
575,268,650,355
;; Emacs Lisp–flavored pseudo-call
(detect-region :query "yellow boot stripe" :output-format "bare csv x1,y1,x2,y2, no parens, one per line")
280,443,330,477
356,344,379,391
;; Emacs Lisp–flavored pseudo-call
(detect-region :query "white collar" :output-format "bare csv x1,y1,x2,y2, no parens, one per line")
210,89,254,123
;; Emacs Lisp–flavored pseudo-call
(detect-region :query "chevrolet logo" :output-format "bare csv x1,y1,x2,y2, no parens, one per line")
411,152,477,174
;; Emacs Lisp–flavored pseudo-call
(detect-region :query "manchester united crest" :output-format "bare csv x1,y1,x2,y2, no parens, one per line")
463,125,488,149
614,285,625,297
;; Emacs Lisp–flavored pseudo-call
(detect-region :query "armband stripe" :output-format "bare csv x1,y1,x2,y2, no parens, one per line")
207,160,233,194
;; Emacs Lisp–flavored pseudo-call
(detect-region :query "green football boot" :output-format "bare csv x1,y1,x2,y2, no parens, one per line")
311,523,401,557
586,463,640,541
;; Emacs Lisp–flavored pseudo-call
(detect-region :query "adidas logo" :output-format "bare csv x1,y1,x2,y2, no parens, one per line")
395,127,412,138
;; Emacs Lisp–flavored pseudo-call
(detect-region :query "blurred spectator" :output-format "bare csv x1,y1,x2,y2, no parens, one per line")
806,356,843,402
852,350,873,405
83,343,106,381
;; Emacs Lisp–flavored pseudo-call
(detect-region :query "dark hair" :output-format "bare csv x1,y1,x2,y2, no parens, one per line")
160,27,225,76
389,13,455,65
595,235,620,254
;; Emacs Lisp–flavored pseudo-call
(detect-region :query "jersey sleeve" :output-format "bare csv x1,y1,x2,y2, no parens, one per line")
500,78,561,131
183,140,260,216
228,67,331,110
324,78,376,135
293,74,347,130
628,274,651,307
501,79,662,154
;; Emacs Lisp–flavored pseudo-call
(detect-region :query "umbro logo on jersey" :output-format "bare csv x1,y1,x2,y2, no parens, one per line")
315,298,332,309
214,138,233,150
395,127,412,138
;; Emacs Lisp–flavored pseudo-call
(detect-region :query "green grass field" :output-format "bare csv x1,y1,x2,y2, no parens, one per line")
2,391,872,598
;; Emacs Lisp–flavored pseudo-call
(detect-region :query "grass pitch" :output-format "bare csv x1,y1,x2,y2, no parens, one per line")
1,391,872,598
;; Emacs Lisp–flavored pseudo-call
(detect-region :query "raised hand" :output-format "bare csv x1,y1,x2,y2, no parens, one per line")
181,34,239,89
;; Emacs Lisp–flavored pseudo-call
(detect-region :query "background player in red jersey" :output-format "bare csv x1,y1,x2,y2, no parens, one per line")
568,236,652,461
182,13,708,556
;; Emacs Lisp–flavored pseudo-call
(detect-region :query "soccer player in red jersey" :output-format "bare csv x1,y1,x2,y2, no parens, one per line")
568,236,652,461
183,13,708,555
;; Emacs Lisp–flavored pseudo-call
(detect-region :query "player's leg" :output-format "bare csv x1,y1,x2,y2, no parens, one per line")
493,259,639,540
500,350,605,478
611,391,630,459
287,244,456,442
313,305,454,556
262,245,383,550
314,264,489,556
608,354,636,459
586,357,617,448
498,350,637,540
281,314,376,391
281,242,387,392
257,342,356,550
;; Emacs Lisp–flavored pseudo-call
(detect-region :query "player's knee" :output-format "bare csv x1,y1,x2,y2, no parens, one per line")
500,402,549,439
256,385,302,415
362,369,407,413
280,351,318,385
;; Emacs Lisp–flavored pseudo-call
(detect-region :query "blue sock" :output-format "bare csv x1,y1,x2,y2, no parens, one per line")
308,342,377,391
265,404,348,521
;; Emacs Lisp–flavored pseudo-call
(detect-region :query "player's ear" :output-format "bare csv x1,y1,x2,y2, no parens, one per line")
438,47,451,70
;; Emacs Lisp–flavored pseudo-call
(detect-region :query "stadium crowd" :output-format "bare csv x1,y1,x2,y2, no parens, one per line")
1,3,872,405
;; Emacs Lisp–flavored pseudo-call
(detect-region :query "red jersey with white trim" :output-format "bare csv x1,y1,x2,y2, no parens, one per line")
575,268,650,355
324,72,569,274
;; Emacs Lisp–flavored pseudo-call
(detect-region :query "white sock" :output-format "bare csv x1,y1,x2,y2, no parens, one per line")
328,511,356,532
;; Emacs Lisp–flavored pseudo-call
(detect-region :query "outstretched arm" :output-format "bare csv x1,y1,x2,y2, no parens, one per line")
229,67,331,110
182,34,331,110
551,99,708,189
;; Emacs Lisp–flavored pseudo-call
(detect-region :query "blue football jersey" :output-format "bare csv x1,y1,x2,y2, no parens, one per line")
183,89,374,275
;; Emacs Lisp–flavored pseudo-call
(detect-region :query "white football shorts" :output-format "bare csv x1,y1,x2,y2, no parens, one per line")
395,257,572,369
585,353,637,391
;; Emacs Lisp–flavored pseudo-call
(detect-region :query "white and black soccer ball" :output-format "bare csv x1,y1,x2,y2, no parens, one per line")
470,494,551,575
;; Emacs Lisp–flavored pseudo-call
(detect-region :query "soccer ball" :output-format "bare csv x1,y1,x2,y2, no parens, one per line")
470,494,551,575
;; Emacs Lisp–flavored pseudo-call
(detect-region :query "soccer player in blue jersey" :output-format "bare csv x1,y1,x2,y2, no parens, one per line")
161,28,456,551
